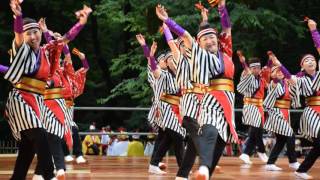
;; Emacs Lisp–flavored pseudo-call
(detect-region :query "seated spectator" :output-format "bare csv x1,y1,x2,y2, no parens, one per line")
110,132,129,156
107,133,118,156
144,134,155,156
101,127,110,155
127,135,144,157
82,130,102,155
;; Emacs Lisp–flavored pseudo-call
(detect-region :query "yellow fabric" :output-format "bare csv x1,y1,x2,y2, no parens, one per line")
127,140,144,157
82,135,102,155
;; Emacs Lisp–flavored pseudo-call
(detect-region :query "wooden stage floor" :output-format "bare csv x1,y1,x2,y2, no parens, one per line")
0,155,319,179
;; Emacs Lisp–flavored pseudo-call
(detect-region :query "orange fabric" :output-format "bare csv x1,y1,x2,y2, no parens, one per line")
19,91,41,119
258,106,265,125
219,33,234,79
254,78,266,99
281,83,290,121
34,48,50,81
44,100,65,124
171,104,183,125
310,106,320,114
63,62,87,99
208,90,239,143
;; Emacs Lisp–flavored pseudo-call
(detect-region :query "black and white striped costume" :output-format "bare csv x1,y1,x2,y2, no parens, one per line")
158,69,186,137
297,72,320,139
43,98,68,139
263,80,300,136
64,106,76,128
187,40,236,143
176,53,200,119
237,73,264,128
147,66,161,130
4,42,46,140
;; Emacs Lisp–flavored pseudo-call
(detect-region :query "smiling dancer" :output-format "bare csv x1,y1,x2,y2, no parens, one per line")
293,18,320,180
156,0,239,179
237,51,270,165
262,52,300,171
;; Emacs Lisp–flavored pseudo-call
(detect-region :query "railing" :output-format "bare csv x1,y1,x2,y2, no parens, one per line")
0,107,308,154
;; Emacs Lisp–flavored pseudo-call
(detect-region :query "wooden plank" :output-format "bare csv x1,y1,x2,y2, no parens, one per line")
0,156,319,179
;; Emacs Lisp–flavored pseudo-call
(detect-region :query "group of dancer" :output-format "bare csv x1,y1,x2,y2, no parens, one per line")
139,0,320,179
3,0,91,179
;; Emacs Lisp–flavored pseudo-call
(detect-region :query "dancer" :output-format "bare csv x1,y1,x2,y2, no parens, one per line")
5,0,62,179
237,51,270,164
263,52,300,171
62,47,89,164
38,8,90,178
136,34,168,171
156,0,239,179
161,23,201,179
137,35,186,174
294,18,320,180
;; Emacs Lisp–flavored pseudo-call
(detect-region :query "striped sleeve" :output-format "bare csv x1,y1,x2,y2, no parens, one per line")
237,73,258,96
263,82,283,109
147,66,155,85
311,71,320,91
289,79,301,108
297,76,314,97
176,54,192,89
4,42,38,84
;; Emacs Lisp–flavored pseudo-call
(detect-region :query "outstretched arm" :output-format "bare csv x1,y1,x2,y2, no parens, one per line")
136,34,161,79
62,5,92,44
218,0,231,35
162,23,180,63
307,18,320,55
237,50,251,75
156,4,193,50
10,0,23,48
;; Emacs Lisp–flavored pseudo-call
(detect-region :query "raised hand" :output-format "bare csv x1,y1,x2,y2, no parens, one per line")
76,5,92,25
307,18,317,31
236,50,246,63
10,0,22,17
218,0,226,7
38,18,48,32
135,34,146,46
201,7,209,23
267,51,281,66
150,41,157,57
155,4,168,21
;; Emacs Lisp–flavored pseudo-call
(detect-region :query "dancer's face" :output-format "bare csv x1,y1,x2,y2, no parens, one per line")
276,69,284,80
302,56,317,75
199,33,218,54
23,28,42,51
250,66,261,76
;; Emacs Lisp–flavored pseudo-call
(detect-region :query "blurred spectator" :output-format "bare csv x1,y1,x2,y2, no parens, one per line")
110,132,129,156
82,129,102,155
89,122,96,131
107,133,118,156
127,134,144,157
101,127,111,155
144,134,156,156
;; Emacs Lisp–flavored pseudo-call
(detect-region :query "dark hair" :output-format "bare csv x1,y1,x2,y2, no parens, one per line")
198,22,211,32
23,17,37,25
156,50,169,62
248,57,261,65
